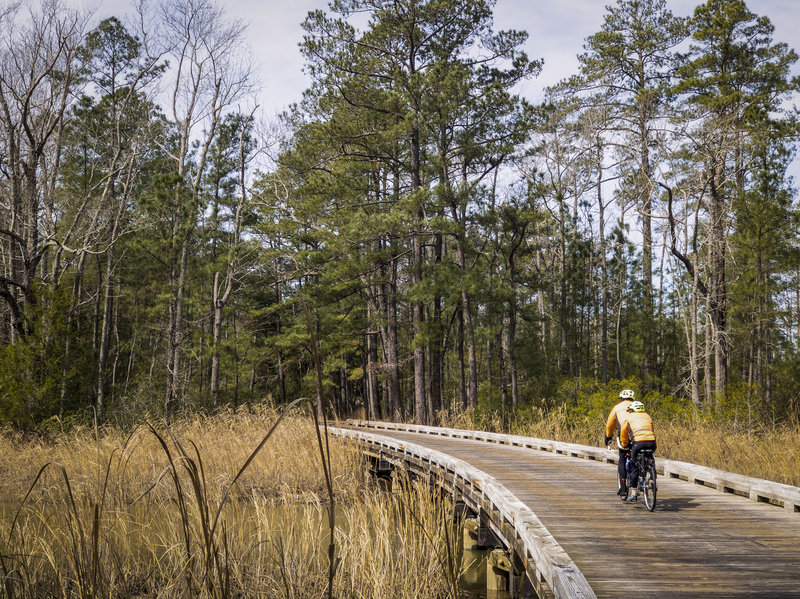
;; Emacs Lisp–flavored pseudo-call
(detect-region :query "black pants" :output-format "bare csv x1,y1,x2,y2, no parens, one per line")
630,440,657,487
617,448,630,483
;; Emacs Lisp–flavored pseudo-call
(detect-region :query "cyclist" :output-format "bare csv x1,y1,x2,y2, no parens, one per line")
619,400,657,502
604,389,635,496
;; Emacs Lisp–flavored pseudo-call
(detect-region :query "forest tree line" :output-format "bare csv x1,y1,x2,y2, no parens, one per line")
1,0,799,429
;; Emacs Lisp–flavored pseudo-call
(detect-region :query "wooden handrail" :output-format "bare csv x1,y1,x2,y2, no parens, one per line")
344,420,800,513
333,425,597,599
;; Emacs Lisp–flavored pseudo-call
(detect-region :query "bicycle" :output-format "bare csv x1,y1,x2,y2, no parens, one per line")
612,438,657,511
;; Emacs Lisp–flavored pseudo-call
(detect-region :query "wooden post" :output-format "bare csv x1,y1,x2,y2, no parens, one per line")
487,549,511,593
463,517,479,551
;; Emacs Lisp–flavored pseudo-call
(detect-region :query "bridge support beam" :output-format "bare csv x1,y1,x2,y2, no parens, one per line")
486,548,536,598
463,516,501,551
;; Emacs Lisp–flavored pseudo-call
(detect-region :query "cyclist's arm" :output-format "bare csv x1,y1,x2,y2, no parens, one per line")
604,408,619,439
619,420,631,448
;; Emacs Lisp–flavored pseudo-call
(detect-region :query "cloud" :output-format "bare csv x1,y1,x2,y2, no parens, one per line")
220,0,316,115
97,0,800,115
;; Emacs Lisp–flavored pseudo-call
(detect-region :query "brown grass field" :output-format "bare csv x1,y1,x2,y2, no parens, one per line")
0,407,463,599
2,404,798,598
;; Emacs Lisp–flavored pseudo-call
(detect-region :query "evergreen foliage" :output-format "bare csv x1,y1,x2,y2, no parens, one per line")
0,0,798,430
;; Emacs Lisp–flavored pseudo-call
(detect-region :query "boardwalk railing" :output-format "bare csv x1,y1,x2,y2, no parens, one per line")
345,420,800,513
332,425,596,599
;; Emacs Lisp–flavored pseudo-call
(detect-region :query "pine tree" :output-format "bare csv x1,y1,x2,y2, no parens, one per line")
297,0,537,422
675,0,800,399
577,0,686,384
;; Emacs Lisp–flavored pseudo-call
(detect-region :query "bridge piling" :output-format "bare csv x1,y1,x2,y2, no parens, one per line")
487,548,512,593
486,548,537,599
463,517,500,551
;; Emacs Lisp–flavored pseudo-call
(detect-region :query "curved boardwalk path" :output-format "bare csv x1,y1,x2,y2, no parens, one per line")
341,422,800,598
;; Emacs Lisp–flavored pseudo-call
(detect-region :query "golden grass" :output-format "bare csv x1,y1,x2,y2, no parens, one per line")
655,419,800,485
0,407,463,599
0,407,364,507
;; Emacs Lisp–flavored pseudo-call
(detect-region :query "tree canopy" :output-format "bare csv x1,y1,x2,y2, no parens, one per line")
0,0,798,430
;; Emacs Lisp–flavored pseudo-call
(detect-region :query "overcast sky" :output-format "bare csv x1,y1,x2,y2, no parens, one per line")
193,0,800,117
85,0,800,176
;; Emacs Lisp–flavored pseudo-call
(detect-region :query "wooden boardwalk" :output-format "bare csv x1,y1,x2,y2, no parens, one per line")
340,423,800,598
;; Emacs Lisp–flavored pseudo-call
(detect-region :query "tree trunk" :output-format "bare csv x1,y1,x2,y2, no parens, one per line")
96,247,115,421
166,239,189,421
639,110,654,384
597,141,609,383
410,138,426,423
210,272,224,408
507,300,519,411
690,256,701,407
60,252,86,415
709,164,728,398
366,327,379,420
457,307,466,411
385,253,402,420
429,226,443,420
274,257,287,404
462,290,478,408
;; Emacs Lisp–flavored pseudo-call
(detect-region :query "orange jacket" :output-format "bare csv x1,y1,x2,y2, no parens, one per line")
605,400,632,439
620,411,656,447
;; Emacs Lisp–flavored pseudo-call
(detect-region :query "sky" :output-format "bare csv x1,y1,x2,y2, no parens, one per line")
208,0,800,118
94,0,800,119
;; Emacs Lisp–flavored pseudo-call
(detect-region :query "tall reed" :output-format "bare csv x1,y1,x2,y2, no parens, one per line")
0,408,462,598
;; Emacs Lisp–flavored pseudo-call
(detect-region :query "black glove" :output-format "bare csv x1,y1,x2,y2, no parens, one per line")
604,436,612,446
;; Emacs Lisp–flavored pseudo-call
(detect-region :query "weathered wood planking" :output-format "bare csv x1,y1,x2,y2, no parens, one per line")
348,420,800,512
338,422,800,598
333,426,596,599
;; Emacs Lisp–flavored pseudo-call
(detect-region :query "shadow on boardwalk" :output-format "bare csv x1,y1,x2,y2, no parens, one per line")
651,496,701,512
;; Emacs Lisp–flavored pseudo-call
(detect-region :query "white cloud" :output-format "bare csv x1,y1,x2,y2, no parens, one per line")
94,0,799,114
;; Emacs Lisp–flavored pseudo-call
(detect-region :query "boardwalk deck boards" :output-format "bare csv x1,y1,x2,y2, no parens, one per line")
342,424,800,598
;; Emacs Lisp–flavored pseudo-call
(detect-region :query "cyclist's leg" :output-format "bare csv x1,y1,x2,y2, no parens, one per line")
628,443,641,499
617,449,626,480
617,449,628,495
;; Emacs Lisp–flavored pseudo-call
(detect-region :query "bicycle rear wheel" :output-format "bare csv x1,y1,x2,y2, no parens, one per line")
642,460,657,511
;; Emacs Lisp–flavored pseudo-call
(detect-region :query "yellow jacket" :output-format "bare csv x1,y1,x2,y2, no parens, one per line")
620,411,656,447
605,400,632,438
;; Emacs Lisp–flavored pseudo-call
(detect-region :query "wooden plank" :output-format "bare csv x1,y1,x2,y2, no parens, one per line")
338,423,800,598
347,420,800,511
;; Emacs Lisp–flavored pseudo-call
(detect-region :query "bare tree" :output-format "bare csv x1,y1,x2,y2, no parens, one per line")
158,0,254,420
0,0,88,340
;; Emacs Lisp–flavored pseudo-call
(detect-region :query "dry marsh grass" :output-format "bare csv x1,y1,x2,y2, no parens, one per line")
0,408,363,506
0,407,463,599
656,419,800,485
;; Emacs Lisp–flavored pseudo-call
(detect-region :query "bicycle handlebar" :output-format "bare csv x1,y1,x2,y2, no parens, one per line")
613,437,629,451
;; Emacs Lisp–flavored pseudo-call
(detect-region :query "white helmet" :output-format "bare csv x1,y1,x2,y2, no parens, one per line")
628,401,645,413
619,389,634,399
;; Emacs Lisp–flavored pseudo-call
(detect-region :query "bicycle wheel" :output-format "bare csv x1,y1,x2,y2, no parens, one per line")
642,460,657,512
